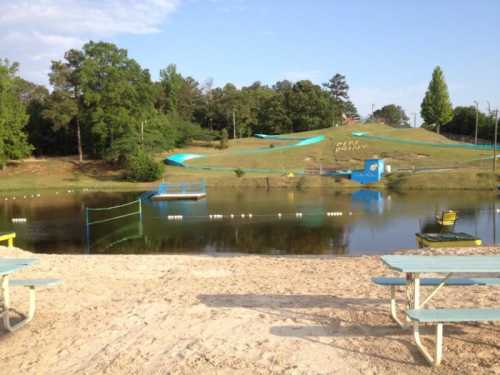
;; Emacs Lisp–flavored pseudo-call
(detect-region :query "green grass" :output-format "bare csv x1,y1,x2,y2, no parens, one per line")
181,124,493,172
1,123,498,191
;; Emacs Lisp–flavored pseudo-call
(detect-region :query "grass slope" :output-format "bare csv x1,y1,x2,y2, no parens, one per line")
0,124,498,191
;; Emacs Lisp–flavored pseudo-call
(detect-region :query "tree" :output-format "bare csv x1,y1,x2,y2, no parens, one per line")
343,101,360,121
219,128,229,149
43,49,85,161
420,66,453,134
79,41,156,162
373,104,410,127
441,106,490,139
323,73,350,125
288,80,332,132
0,59,32,168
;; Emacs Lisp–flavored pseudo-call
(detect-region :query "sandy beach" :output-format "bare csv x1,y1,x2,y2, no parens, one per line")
1,246,500,375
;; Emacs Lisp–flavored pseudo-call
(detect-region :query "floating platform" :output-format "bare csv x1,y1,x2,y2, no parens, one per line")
151,192,207,201
151,180,207,201
416,232,482,248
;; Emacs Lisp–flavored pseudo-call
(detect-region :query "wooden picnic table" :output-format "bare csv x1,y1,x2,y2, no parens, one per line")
381,255,500,366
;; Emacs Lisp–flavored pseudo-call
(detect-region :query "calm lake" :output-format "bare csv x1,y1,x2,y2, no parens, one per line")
0,189,498,255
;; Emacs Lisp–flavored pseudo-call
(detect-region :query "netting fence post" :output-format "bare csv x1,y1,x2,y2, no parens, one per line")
85,207,90,254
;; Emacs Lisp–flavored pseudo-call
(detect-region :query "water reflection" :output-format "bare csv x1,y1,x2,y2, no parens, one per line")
0,189,498,255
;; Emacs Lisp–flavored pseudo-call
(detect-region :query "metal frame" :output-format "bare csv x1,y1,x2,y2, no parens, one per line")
1,275,36,332
387,272,453,366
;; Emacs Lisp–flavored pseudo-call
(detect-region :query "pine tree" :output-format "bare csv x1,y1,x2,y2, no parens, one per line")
420,66,453,134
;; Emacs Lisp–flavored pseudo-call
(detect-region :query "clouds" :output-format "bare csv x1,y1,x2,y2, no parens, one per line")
0,0,180,84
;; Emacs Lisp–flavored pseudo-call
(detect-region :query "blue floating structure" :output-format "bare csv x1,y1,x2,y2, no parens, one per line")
351,159,385,185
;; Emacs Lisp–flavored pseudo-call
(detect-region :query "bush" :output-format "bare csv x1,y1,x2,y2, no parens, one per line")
219,128,229,149
124,151,164,182
234,168,245,178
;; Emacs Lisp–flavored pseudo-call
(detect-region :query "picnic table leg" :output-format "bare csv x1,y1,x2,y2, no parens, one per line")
1,276,36,332
390,285,408,328
410,272,443,366
8,237,13,248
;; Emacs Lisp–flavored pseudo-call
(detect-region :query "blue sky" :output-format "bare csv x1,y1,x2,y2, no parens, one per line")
1,0,499,121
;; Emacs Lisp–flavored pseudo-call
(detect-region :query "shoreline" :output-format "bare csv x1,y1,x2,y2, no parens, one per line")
0,169,498,193
1,246,499,374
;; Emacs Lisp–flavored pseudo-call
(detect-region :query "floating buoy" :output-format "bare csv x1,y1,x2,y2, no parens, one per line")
248,214,253,218
241,214,245,218
277,213,282,218
230,214,234,219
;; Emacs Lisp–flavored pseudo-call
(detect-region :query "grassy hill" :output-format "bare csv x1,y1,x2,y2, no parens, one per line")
174,123,492,172
0,123,498,191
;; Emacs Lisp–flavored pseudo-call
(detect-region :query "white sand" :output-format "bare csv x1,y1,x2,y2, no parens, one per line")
1,246,500,374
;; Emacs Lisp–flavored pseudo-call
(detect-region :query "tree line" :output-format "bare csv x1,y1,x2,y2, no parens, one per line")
0,40,361,174
420,66,499,143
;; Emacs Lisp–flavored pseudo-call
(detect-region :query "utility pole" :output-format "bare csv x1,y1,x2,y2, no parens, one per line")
493,109,498,172
473,101,479,144
232,109,236,139
371,104,375,119
411,113,417,128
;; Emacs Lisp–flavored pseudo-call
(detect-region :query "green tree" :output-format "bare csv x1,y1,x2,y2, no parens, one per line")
323,73,350,125
219,128,229,149
158,64,202,122
442,106,490,139
289,80,332,132
343,101,360,121
79,41,156,162
43,49,85,161
373,104,409,127
420,66,453,134
0,59,32,168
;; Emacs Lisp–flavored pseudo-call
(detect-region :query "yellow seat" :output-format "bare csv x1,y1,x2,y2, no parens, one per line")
436,210,457,226
0,232,16,247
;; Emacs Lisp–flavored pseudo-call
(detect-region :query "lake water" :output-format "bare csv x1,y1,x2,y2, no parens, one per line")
0,189,498,255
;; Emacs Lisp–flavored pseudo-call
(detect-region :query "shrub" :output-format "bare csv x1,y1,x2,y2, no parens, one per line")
234,168,245,178
124,151,164,182
219,128,229,149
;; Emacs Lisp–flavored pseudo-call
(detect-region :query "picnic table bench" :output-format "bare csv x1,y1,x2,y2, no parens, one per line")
0,258,62,332
376,255,500,367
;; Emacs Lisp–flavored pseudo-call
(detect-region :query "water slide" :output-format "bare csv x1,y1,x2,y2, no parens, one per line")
165,134,326,174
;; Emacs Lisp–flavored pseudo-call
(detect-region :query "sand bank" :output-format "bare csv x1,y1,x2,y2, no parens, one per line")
1,246,500,374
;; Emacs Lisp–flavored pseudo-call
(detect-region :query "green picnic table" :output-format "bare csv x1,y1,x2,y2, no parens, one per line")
380,255,500,367
1,258,61,332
